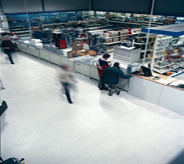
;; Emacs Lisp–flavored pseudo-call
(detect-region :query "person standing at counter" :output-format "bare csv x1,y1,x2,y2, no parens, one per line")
102,62,131,96
1,36,17,64
58,65,77,104
96,53,112,90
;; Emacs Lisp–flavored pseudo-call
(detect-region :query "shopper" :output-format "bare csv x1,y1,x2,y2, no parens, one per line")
1,36,17,64
96,53,112,90
58,65,77,104
102,62,131,96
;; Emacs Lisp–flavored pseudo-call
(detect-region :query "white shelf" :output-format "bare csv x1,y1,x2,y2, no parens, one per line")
107,49,114,52
134,41,155,45
156,43,184,49
105,41,121,45
171,71,184,77
139,57,150,61
154,63,174,69
153,68,168,74
105,33,136,39
141,49,153,52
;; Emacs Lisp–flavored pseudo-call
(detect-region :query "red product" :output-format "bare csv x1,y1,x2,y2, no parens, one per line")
55,38,66,49
59,39,66,49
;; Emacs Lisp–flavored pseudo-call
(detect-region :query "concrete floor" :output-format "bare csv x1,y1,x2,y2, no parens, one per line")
1,51,184,164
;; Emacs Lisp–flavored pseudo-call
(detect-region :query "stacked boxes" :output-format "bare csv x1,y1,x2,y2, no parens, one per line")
103,33,110,38
121,37,126,41
108,31,119,37
64,42,84,58
113,37,120,42
68,51,77,58
106,38,113,43
119,29,129,36
72,43,83,51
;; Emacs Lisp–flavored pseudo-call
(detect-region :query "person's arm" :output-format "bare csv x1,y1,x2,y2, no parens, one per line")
119,69,131,79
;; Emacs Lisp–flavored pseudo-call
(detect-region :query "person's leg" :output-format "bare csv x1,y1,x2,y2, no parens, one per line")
62,83,72,104
6,51,14,64
98,76,106,90
108,84,118,96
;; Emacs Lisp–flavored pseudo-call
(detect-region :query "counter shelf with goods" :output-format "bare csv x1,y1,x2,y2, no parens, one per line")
133,41,155,45
104,33,136,39
142,24,184,78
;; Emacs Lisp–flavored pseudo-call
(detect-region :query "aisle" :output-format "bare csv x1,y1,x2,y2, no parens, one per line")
1,51,184,164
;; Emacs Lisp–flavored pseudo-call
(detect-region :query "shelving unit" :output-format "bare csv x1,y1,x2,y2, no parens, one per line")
142,24,184,76
105,41,121,45
105,33,136,39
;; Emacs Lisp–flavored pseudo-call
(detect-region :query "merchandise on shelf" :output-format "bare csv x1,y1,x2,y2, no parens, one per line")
153,34,184,76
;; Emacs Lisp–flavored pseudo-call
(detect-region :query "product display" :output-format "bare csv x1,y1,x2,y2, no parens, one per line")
152,34,184,76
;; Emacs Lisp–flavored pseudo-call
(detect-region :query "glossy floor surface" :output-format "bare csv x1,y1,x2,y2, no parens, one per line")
1,51,184,164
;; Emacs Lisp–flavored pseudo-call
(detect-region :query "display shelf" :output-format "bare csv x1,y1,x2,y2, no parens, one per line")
105,41,121,45
153,63,183,74
157,37,172,41
134,41,155,45
155,52,181,57
139,57,150,61
155,54,167,58
153,68,169,74
105,33,136,39
156,43,184,49
154,63,174,69
107,49,114,52
171,71,184,78
141,48,153,52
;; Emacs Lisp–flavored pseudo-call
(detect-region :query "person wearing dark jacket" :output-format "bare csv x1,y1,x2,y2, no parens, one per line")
102,62,131,96
1,36,17,64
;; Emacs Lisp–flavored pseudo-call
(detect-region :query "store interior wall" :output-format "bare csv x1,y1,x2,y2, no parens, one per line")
1,0,184,17
92,0,184,17
154,0,184,17
1,0,42,13
1,0,90,14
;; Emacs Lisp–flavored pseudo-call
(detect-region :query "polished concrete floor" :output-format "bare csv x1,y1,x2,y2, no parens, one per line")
1,51,184,164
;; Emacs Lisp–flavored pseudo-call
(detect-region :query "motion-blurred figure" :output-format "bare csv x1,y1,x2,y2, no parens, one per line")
1,36,17,64
58,65,77,104
102,62,131,96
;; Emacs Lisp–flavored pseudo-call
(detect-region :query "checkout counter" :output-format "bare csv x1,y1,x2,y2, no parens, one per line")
16,39,184,116
129,72,184,115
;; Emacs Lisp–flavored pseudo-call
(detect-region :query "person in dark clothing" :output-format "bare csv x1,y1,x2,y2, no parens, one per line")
102,62,131,96
1,36,17,64
96,53,112,90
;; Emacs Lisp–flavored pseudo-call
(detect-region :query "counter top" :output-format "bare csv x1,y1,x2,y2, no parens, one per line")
42,46,63,55
132,73,184,91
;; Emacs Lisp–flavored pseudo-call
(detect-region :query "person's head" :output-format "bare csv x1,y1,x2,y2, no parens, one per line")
113,62,120,69
102,53,110,60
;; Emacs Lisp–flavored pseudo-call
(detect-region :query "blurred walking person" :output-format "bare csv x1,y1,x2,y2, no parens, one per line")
1,36,17,64
58,65,77,104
